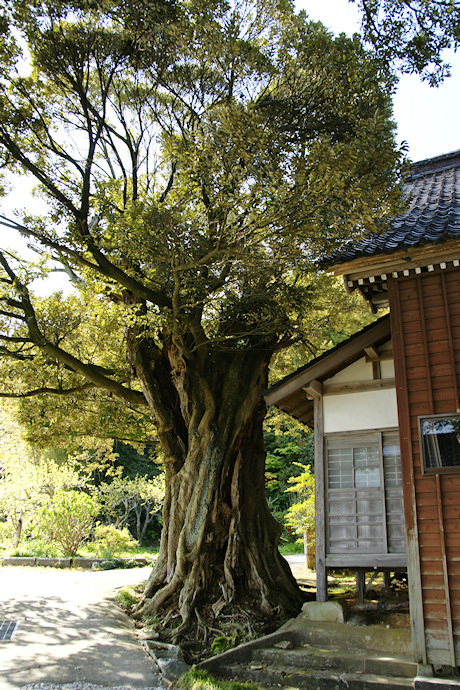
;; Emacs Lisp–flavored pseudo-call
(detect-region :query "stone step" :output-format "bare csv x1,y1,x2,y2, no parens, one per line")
252,646,417,679
278,619,413,658
199,616,416,688
217,662,415,689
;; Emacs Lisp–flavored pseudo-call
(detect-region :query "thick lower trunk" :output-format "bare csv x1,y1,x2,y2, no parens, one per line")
128,338,304,643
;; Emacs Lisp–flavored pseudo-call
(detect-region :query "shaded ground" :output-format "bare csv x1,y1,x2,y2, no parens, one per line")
0,567,162,690
0,556,410,690
287,554,410,630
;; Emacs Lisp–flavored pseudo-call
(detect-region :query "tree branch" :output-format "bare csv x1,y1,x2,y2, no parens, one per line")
0,215,173,309
0,382,97,398
0,252,149,407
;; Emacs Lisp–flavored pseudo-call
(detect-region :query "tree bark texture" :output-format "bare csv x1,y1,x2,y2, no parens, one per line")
127,334,304,636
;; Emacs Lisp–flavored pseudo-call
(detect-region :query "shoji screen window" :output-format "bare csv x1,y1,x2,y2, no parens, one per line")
326,432,404,554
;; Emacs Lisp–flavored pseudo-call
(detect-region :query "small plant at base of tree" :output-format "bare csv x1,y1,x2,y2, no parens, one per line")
178,668,260,690
116,585,141,610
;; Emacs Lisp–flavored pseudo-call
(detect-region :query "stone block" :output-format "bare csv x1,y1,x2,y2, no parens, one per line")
72,557,101,569
2,557,37,567
36,558,72,568
301,600,344,623
415,679,460,689
157,658,189,685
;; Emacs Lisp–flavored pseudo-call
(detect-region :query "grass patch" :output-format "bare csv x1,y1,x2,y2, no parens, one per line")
115,585,142,610
3,535,159,564
278,542,304,556
178,668,260,690
9,539,60,558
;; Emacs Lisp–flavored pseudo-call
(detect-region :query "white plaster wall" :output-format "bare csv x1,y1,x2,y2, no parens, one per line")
323,388,398,433
326,353,395,384
381,358,395,379
327,357,372,384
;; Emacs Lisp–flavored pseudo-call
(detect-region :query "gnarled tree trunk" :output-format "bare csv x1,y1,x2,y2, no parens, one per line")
127,334,304,640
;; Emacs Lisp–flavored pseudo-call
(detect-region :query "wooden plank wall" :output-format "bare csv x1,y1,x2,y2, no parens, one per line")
389,268,460,668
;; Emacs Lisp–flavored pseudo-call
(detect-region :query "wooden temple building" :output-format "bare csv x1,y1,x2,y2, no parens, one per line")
264,149,460,673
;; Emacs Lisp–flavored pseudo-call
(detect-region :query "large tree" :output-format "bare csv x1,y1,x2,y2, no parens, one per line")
352,0,460,85
0,0,403,639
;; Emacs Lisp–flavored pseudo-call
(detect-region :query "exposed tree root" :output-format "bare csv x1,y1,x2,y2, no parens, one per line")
136,595,305,664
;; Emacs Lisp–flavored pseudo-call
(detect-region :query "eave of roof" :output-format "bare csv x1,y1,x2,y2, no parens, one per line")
322,149,460,271
262,314,391,425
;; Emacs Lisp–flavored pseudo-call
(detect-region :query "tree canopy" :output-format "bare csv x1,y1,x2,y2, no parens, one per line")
0,0,404,643
353,0,460,85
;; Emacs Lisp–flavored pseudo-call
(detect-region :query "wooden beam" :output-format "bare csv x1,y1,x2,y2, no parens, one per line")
314,392,327,602
365,349,393,363
303,379,323,400
323,378,395,396
364,346,379,360
326,554,407,568
328,238,460,279
263,317,391,406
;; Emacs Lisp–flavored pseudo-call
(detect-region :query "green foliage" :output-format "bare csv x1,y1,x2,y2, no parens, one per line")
264,410,314,520
284,462,316,538
210,636,235,656
178,668,259,690
35,489,99,556
0,0,404,405
112,441,161,481
91,524,137,559
115,585,141,610
2,293,158,450
0,404,84,547
278,541,304,556
96,474,165,545
355,0,460,85
10,538,60,558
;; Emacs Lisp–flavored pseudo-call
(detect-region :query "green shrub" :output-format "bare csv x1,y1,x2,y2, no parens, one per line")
279,541,304,556
115,585,140,609
178,668,259,690
284,463,315,537
10,538,60,558
210,636,235,656
0,521,13,551
35,489,99,557
91,524,137,559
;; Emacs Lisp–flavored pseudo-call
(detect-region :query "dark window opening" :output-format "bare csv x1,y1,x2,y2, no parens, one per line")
419,414,460,473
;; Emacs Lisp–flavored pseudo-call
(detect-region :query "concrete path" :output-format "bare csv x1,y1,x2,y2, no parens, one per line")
284,554,316,586
0,555,310,690
0,567,162,690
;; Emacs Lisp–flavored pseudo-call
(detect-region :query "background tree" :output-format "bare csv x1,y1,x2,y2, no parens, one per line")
0,404,82,547
35,488,99,557
284,462,316,538
284,462,316,567
97,474,164,546
0,0,404,640
264,411,314,524
352,0,460,85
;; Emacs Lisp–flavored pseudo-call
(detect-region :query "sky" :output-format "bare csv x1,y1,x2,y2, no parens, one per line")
297,0,460,163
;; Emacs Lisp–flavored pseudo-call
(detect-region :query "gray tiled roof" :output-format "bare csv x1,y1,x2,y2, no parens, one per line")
322,149,460,266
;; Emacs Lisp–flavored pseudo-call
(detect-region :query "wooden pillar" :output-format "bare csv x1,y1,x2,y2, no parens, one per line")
304,380,327,601
356,570,365,606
